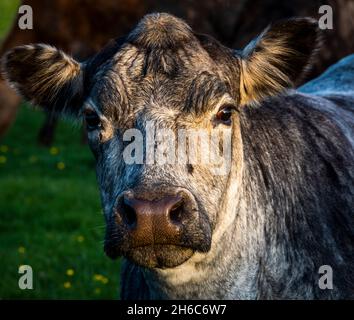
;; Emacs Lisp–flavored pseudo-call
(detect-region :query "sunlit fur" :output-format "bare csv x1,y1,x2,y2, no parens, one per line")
2,44,83,115
238,18,322,106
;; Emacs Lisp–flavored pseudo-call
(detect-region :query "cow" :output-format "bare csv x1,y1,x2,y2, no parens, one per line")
1,0,354,146
2,13,354,299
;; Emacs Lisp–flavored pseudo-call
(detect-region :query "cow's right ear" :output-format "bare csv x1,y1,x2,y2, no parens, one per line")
2,44,84,117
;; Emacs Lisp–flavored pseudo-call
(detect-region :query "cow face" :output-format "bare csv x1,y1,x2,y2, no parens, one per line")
2,13,320,268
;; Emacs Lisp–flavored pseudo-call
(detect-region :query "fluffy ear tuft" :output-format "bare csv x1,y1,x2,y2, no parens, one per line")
238,18,322,106
2,44,83,116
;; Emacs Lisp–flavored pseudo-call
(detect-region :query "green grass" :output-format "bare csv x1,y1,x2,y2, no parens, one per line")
0,0,20,39
0,1,121,299
0,106,121,299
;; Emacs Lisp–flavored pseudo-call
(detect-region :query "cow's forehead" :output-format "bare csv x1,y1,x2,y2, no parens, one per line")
115,42,214,75
93,50,226,121
89,13,233,119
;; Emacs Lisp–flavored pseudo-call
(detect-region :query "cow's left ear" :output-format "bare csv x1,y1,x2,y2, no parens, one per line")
2,44,84,117
238,18,321,106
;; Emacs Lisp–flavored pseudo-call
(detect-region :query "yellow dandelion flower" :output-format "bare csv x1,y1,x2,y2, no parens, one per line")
94,288,101,294
50,147,59,155
0,145,8,153
0,156,7,164
63,281,71,289
101,277,109,284
66,269,74,276
93,274,103,282
77,235,85,243
18,246,26,254
57,162,65,170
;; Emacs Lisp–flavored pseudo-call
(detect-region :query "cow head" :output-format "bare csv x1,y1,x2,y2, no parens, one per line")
2,13,320,268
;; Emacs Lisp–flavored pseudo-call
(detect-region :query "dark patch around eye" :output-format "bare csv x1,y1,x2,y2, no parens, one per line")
84,109,101,131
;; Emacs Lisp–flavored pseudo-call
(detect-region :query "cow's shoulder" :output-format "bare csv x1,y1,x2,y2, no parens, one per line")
299,54,354,96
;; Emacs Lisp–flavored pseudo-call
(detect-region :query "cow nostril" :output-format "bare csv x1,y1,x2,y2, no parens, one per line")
169,201,184,224
121,199,137,228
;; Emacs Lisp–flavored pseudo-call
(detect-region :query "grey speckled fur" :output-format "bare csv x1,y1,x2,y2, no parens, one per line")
121,55,354,299
2,14,354,299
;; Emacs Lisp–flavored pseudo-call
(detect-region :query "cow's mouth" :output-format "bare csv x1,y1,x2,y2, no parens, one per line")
105,243,194,268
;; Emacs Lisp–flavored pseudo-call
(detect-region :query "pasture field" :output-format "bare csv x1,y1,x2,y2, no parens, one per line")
0,1,121,299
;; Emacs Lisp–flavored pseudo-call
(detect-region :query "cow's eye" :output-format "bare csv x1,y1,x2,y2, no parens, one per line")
84,109,101,130
215,105,237,125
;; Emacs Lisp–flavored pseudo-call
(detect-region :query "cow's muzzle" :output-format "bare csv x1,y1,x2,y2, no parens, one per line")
104,187,212,268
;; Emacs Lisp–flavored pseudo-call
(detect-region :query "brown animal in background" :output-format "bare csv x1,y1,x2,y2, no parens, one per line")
1,0,354,145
